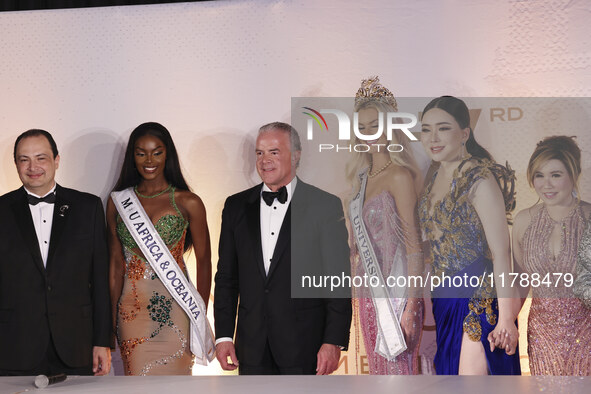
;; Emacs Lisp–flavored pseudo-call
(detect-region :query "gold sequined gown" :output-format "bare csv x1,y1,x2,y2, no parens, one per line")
116,188,193,375
521,203,591,375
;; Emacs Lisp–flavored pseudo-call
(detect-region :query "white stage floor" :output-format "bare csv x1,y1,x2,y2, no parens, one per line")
1,375,589,394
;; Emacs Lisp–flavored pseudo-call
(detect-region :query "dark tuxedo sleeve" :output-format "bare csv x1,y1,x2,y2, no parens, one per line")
319,196,352,349
91,198,111,347
213,197,240,340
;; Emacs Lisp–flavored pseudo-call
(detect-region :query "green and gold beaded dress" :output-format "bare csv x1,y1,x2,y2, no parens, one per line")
116,187,193,375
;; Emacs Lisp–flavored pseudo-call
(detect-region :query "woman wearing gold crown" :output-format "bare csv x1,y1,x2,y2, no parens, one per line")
418,96,521,375
346,77,425,374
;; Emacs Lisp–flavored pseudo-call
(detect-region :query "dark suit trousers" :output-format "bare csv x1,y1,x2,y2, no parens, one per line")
238,339,316,375
0,335,92,376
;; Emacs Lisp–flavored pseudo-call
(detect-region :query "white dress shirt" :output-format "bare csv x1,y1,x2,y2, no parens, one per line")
260,177,296,275
25,184,56,267
215,178,296,346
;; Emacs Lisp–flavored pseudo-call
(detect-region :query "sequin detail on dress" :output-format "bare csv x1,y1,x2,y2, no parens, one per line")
419,158,496,339
521,203,591,375
352,191,424,375
418,157,520,375
574,221,591,307
116,187,193,375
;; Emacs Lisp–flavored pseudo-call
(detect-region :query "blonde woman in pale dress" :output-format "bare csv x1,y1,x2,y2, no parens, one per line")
513,135,591,375
346,77,424,374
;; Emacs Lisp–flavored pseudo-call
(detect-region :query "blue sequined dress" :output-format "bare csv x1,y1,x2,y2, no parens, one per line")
418,158,520,375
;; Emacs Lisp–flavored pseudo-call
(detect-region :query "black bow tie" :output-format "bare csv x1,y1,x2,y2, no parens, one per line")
27,192,56,205
262,186,288,206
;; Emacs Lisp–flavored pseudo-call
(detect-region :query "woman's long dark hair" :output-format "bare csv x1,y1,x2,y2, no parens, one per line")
421,96,494,161
114,122,193,250
114,122,191,191
421,96,516,221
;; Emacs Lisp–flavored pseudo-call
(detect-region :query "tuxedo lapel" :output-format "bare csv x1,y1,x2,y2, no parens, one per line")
11,187,45,273
245,184,266,280
46,185,71,270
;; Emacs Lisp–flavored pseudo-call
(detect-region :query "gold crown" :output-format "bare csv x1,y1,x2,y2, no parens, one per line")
355,76,398,110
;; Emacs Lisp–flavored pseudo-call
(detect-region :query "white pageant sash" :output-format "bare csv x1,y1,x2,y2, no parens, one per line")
112,188,215,365
350,169,407,360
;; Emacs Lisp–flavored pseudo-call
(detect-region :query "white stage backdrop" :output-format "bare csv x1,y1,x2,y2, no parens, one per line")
1,0,590,376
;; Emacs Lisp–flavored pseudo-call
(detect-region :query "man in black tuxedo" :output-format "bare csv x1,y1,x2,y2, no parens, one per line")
214,122,351,375
0,130,111,376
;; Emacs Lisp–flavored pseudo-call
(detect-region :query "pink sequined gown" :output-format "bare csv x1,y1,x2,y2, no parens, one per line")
354,191,424,375
521,204,591,375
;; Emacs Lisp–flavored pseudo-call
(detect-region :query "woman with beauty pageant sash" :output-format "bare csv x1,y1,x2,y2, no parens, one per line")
107,122,214,375
346,77,425,374
512,136,591,375
418,96,521,375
